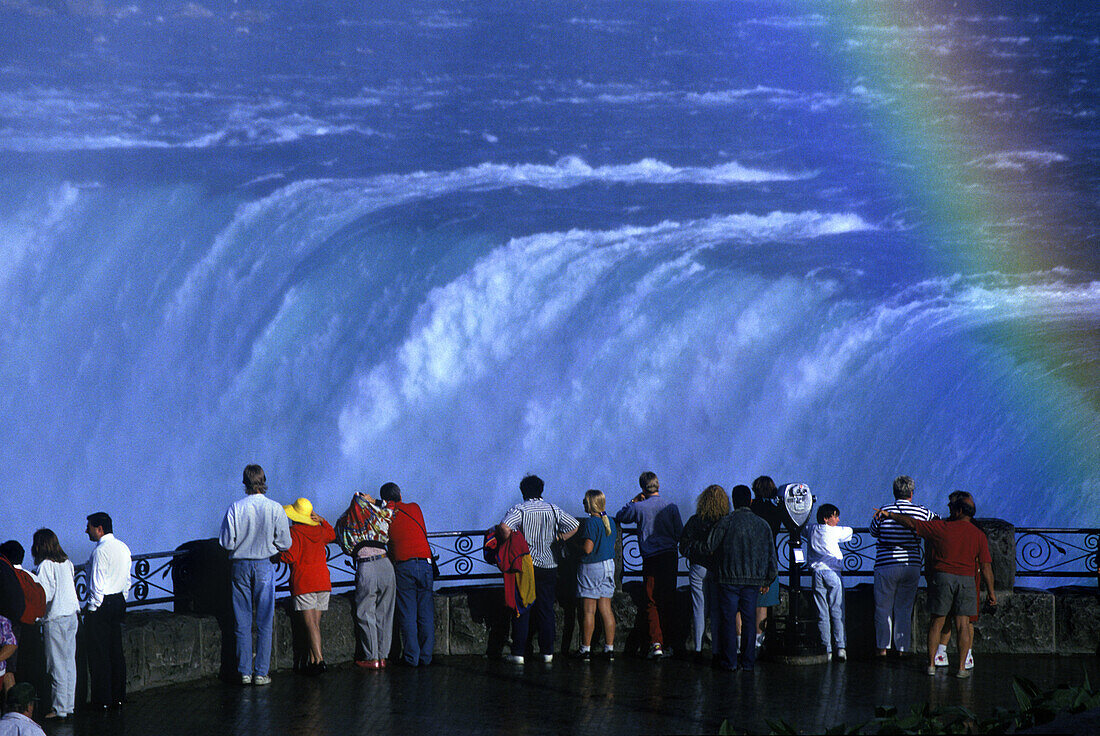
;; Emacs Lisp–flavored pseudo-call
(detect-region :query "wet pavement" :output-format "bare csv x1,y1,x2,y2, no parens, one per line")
33,653,1100,735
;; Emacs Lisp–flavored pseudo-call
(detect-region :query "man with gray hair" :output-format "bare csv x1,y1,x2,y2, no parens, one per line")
868,476,935,657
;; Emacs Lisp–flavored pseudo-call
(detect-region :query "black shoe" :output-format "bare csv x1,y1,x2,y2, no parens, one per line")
602,649,615,661
571,649,592,660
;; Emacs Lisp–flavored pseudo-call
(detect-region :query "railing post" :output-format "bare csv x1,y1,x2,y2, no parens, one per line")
974,519,1015,592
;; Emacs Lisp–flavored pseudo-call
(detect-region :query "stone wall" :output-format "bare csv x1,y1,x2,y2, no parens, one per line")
106,578,1100,694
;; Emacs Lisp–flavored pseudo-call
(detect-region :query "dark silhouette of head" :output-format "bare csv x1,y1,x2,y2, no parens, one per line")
31,528,68,565
752,475,777,500
379,482,402,503
948,491,976,519
817,503,840,523
243,464,267,494
86,511,113,535
731,485,752,509
0,540,24,566
520,474,544,500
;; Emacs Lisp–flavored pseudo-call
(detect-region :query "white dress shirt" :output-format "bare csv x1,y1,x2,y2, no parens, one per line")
34,559,80,620
86,533,131,611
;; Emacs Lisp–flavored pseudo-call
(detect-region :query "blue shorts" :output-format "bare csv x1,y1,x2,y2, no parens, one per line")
577,559,615,599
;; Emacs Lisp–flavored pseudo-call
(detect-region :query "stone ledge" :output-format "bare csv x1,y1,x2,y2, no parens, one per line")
98,582,1098,693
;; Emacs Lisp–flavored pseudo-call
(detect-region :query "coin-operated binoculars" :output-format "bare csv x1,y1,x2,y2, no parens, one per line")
771,482,827,662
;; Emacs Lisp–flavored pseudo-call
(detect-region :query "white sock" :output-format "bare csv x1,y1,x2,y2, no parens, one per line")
603,644,614,652
579,645,590,653
936,644,948,656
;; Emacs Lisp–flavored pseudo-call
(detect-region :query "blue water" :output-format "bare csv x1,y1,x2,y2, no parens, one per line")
0,1,1097,560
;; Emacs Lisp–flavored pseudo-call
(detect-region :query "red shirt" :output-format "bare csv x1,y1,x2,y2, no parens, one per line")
386,501,433,562
279,518,335,595
913,518,991,576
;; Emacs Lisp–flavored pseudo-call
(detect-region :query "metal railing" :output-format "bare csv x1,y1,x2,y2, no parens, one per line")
71,526,1099,609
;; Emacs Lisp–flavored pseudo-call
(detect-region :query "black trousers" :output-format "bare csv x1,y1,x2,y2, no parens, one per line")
511,566,558,656
85,593,126,705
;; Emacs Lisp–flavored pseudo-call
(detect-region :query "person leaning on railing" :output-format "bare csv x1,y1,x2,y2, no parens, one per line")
380,482,436,667
279,497,335,676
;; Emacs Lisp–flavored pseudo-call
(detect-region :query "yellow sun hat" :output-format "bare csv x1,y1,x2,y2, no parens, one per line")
284,497,319,526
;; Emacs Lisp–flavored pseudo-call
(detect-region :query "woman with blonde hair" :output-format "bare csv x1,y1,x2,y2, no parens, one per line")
32,528,80,719
679,484,730,658
573,489,617,660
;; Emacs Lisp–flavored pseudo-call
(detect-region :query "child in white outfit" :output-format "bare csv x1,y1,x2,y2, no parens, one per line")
805,503,854,660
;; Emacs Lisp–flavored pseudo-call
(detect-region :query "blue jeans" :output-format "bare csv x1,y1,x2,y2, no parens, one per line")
716,584,758,670
231,559,276,677
394,559,435,665
812,566,846,652
873,564,920,651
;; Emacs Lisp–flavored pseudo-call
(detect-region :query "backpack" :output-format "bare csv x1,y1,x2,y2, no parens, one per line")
0,557,25,623
482,527,500,565
0,556,44,624
14,568,46,624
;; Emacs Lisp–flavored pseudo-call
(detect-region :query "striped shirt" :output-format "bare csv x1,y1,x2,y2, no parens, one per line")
869,498,937,567
501,499,579,569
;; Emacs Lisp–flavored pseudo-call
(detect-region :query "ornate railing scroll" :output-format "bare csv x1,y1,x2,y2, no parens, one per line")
77,525,1099,609
75,550,183,607
1016,528,1099,579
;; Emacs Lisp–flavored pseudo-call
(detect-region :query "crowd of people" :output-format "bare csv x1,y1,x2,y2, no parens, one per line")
0,513,130,735
484,471,995,679
0,466,997,731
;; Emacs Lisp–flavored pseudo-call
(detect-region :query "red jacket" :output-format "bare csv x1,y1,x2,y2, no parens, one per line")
386,501,433,562
280,518,335,596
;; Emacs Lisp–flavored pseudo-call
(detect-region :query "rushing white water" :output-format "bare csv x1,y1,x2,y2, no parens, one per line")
0,0,1097,563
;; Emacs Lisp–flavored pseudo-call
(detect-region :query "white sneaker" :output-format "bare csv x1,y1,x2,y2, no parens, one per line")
253,675,271,686
934,651,949,667
542,654,553,664
964,651,974,670
240,674,252,685
503,654,524,664
836,648,847,661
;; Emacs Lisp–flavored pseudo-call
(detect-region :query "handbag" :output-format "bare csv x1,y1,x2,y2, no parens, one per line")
549,505,580,565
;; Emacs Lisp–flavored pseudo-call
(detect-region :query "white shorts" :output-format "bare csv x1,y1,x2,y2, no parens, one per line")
293,591,331,611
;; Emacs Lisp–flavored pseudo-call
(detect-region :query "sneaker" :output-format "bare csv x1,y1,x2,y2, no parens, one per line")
964,651,974,670
934,651,949,667
954,669,971,679
503,654,525,664
603,648,615,661
927,664,937,676
253,675,271,686
240,674,252,685
836,648,847,661
571,649,592,661
647,643,665,660
542,654,553,664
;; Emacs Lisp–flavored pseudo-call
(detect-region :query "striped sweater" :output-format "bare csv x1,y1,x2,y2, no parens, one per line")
869,498,937,567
